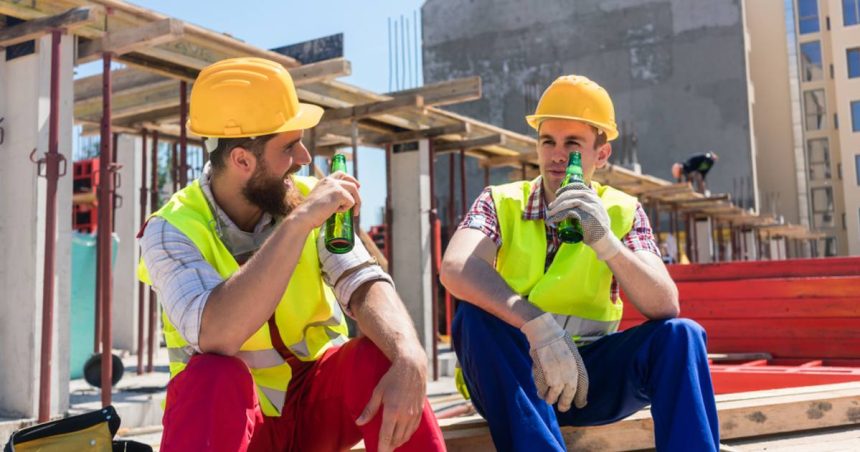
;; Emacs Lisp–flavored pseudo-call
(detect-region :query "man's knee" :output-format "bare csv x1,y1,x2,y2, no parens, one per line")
651,318,707,347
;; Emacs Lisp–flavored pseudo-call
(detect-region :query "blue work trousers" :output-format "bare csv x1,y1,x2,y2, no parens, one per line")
452,303,720,451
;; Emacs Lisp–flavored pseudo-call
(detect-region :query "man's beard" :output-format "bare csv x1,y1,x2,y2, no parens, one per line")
241,161,301,217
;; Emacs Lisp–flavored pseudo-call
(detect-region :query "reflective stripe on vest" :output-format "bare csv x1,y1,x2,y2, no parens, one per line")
138,175,349,417
491,179,638,339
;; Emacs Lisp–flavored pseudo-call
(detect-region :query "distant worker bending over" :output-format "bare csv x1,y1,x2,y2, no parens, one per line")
672,152,719,195
441,75,719,451
138,57,444,452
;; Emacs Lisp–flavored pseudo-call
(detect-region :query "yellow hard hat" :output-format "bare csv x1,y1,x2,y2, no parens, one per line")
525,75,619,141
188,57,323,140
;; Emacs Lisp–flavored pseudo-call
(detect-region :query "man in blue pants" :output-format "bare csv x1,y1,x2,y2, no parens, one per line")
440,75,719,451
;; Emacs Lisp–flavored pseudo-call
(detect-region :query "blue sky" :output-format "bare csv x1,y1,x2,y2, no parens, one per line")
83,0,426,228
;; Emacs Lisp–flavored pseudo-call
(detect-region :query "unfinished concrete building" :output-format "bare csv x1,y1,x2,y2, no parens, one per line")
422,0,758,207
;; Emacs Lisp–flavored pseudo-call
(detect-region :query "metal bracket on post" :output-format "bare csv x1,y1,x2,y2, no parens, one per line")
29,147,68,178
0,117,5,146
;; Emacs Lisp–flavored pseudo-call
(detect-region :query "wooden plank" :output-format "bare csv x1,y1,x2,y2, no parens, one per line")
638,182,694,198
321,95,424,122
690,318,860,339
621,297,860,320
386,76,481,107
434,134,504,153
702,337,860,359
0,6,94,48
668,257,860,281
76,18,184,63
289,58,351,85
74,67,168,101
369,123,470,145
675,276,860,300
425,383,860,451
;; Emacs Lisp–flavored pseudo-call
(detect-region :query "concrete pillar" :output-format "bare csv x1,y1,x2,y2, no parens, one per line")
112,134,143,352
694,218,714,264
769,237,787,261
390,139,433,362
743,230,758,261
0,34,74,418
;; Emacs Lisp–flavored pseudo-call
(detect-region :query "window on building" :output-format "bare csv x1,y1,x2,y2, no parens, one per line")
798,0,821,33
804,90,827,130
801,41,824,80
845,0,860,26
853,100,860,131
849,48,860,78
855,154,860,185
825,236,838,256
811,186,835,227
799,0,821,32
808,139,831,180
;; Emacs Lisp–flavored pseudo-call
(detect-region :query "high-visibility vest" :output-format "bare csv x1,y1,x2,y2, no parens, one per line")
490,180,639,338
138,176,348,416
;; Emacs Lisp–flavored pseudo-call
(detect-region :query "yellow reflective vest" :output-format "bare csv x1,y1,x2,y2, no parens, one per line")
490,179,638,337
138,176,348,416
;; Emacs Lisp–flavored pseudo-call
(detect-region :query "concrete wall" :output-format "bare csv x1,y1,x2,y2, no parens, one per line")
0,34,73,418
113,134,144,352
423,0,757,207
390,139,433,362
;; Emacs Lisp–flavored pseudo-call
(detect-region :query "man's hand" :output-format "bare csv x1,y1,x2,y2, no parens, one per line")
290,171,361,231
521,313,589,412
356,354,427,452
546,182,623,261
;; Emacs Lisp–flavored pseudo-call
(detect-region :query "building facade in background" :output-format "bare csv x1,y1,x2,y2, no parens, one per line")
422,0,860,256
785,0,860,255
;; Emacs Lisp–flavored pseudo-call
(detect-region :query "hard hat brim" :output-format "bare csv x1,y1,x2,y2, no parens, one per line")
188,102,325,138
525,114,619,141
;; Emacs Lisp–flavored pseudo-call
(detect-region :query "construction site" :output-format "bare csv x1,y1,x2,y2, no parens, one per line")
1,0,859,450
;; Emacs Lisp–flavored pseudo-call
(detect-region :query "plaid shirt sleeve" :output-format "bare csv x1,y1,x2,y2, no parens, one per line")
621,203,661,256
457,187,502,247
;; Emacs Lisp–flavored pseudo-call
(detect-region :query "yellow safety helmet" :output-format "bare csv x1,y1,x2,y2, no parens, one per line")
188,57,323,146
525,75,619,141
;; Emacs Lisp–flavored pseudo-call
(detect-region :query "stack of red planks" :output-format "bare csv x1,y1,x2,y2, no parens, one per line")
620,257,860,393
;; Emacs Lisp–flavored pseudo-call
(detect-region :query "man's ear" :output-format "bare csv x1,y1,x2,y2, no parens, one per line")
228,146,255,174
595,142,612,169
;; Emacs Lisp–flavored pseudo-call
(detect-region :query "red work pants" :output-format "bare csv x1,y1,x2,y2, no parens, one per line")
160,337,446,451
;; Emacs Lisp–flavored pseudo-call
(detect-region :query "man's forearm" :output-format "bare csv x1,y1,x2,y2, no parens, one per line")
199,215,311,355
440,254,543,329
351,280,426,363
605,248,679,319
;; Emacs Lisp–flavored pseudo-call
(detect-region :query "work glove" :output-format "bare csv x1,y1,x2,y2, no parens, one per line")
521,313,589,412
546,182,623,261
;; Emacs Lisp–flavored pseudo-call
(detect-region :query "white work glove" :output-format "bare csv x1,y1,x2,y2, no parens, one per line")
521,313,589,412
546,182,623,261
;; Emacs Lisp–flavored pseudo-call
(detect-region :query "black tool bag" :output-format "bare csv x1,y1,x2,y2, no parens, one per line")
4,405,152,452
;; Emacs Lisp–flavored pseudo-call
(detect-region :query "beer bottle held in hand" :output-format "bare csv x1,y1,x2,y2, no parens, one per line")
324,154,355,253
558,151,585,244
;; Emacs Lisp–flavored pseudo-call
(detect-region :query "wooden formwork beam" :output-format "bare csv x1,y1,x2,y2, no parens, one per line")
369,123,470,145
321,94,424,123
0,6,94,48
386,76,481,108
76,18,184,63
434,134,504,153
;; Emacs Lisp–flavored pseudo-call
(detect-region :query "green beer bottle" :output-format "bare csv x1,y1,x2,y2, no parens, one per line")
324,154,355,254
558,151,585,244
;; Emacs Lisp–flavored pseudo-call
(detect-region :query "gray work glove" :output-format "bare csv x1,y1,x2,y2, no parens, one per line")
546,182,624,261
521,313,589,412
